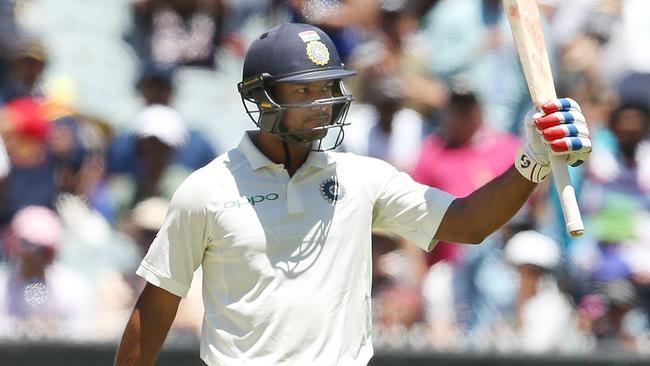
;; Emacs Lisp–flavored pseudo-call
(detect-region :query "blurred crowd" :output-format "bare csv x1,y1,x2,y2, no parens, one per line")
1,0,650,357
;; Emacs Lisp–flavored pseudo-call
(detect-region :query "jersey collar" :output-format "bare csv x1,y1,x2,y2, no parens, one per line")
239,131,335,171
304,147,334,169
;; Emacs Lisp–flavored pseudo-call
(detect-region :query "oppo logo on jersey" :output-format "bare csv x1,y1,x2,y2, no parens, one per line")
224,193,279,209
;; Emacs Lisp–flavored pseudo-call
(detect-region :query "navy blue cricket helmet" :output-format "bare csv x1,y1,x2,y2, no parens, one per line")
238,23,356,151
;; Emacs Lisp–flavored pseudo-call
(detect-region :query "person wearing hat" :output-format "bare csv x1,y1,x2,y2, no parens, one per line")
106,104,193,213
0,36,48,103
0,206,95,340
106,65,218,205
500,230,591,353
115,23,591,365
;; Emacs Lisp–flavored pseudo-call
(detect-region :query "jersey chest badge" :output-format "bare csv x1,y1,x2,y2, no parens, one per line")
320,176,344,205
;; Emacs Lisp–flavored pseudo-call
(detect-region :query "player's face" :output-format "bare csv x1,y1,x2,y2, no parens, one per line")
273,80,335,141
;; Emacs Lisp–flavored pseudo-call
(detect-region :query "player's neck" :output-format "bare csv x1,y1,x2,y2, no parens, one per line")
252,131,310,176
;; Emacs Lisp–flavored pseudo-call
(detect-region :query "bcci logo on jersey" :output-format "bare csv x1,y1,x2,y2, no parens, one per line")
320,176,344,205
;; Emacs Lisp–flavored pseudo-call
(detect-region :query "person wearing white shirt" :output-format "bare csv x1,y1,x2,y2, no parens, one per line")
115,23,592,366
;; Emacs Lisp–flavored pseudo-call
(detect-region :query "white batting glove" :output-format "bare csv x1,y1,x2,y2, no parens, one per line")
516,98,592,183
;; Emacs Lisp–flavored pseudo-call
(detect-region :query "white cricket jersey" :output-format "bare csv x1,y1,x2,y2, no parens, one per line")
136,132,454,366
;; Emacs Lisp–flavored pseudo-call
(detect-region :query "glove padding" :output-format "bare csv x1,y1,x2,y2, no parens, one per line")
516,98,592,183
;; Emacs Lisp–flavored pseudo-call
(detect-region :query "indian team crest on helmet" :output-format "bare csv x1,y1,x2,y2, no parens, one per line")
306,40,330,66
320,176,344,205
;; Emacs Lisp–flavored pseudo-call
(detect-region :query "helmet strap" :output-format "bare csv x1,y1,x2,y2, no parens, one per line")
277,120,295,170
281,139,292,170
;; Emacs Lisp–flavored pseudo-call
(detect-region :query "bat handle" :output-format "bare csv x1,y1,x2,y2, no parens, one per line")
549,154,584,237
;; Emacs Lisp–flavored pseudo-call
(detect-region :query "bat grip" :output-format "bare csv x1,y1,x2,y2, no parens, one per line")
549,154,584,237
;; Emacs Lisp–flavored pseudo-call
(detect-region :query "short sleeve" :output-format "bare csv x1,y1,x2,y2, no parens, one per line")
136,192,208,298
371,160,455,252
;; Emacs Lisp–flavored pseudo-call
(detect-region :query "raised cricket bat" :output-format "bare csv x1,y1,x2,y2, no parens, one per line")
504,0,584,237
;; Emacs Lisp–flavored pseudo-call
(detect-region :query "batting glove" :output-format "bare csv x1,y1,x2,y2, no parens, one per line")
516,98,592,183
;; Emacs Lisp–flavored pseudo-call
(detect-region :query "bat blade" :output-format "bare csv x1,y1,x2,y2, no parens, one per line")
504,0,585,237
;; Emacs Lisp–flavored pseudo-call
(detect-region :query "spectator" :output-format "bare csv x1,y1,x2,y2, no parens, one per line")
0,97,56,224
97,197,203,342
107,104,193,213
52,130,115,224
549,0,650,118
621,235,650,332
617,73,650,112
582,102,650,204
0,36,48,103
50,118,135,282
579,279,650,354
108,65,218,187
421,216,534,351
420,0,532,131
135,63,218,169
0,206,96,341
411,84,521,344
498,230,591,354
0,94,110,225
373,284,429,350
575,102,650,263
411,84,520,266
136,63,176,106
543,50,614,249
421,255,465,350
347,0,448,116
343,75,427,173
371,227,432,351
570,109,650,351
130,0,227,69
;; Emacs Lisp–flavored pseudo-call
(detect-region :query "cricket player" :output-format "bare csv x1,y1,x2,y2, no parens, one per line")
114,23,591,365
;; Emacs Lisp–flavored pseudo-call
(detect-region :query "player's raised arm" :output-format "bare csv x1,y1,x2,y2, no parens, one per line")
434,98,591,244
114,283,182,366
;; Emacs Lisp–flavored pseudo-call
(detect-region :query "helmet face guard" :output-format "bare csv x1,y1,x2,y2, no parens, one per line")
238,72,354,151
238,23,357,151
